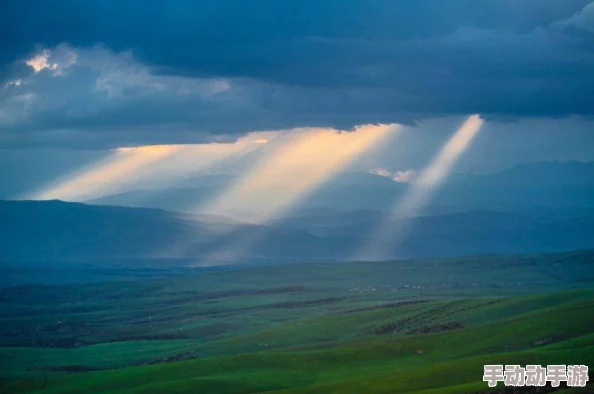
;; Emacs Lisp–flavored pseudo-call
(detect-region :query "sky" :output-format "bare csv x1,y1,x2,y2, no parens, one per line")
1,1,594,208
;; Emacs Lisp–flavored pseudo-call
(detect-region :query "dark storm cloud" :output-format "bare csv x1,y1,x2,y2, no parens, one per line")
1,0,594,148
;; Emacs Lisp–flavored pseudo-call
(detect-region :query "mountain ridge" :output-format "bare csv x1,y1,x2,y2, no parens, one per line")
2,199,594,266
84,161,594,216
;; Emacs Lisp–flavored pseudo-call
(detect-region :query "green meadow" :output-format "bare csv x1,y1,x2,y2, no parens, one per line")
1,250,593,393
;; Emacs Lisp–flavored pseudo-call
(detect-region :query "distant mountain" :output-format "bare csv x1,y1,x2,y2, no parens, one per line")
2,199,594,267
85,171,406,215
86,161,594,217
458,161,594,189
271,208,594,259
287,161,594,215
0,200,341,266
87,187,223,214
438,161,594,210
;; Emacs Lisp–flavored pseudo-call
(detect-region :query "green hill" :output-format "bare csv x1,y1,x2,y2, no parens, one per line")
1,250,593,393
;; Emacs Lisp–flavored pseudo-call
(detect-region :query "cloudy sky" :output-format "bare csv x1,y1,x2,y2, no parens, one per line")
1,0,594,205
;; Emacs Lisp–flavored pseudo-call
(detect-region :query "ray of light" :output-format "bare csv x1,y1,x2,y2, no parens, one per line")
355,114,484,261
122,133,278,191
200,124,400,223
191,124,400,266
30,145,182,201
29,133,278,202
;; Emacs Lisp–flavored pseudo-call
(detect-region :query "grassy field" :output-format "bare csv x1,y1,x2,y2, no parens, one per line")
1,250,593,393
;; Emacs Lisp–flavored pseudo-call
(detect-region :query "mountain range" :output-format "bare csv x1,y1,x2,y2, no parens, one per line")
86,161,594,217
2,202,593,267
2,161,594,267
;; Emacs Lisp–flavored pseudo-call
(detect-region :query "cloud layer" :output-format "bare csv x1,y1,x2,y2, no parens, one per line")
1,1,594,148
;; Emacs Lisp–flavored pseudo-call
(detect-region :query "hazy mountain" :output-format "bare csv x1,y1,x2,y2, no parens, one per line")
85,171,405,215
0,200,343,266
271,208,594,259
87,187,223,214
286,161,594,215
86,161,594,217
2,199,594,267
437,161,594,209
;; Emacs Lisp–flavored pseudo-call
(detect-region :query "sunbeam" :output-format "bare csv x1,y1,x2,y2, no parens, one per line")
28,133,278,202
200,124,400,223
190,124,400,266
354,114,484,261
29,145,182,201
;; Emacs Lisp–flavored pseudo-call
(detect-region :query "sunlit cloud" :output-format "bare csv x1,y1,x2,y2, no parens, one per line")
26,50,57,73
4,79,23,88
370,168,416,183
393,170,416,183
355,114,484,260
25,46,77,76
200,124,400,223
370,168,392,178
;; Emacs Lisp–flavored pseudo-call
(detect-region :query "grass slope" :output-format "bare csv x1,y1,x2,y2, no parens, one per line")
2,289,593,393
1,250,593,393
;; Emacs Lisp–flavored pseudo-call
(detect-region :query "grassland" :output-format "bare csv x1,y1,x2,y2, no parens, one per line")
1,250,593,393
